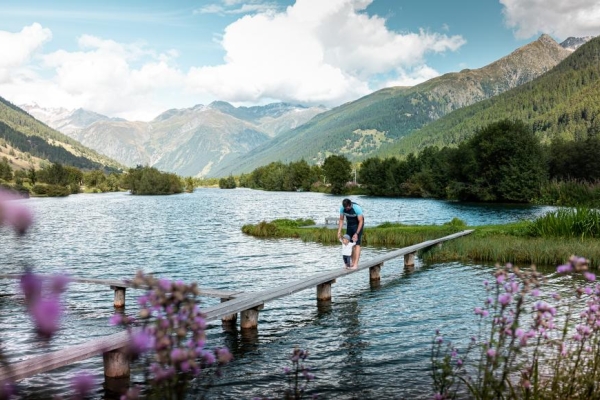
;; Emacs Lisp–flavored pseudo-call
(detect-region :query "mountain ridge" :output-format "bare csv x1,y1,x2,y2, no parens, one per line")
23,101,326,177
208,34,583,177
0,97,124,172
374,34,600,158
13,34,595,178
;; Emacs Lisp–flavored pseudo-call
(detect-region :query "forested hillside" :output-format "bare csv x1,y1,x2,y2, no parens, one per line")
379,36,600,158
210,34,572,177
0,97,122,171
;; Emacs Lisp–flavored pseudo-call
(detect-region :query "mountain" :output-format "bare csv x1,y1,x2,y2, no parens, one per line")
0,97,124,172
374,35,600,158
560,36,595,51
26,102,326,177
208,34,582,177
20,104,125,135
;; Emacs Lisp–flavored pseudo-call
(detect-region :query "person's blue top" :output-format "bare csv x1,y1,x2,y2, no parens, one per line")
340,203,363,228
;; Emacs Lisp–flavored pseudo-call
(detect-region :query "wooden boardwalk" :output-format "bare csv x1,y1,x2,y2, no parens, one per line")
0,229,473,383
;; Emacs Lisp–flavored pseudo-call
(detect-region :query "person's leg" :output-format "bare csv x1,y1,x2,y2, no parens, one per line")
351,245,361,269
343,255,351,268
351,229,363,268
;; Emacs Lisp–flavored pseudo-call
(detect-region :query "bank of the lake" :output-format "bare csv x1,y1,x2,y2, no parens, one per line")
242,216,600,267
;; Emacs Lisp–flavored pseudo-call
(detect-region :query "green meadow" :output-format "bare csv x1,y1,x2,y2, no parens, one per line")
242,208,600,267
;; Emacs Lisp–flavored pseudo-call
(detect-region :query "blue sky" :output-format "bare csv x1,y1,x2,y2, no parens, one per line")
0,0,599,121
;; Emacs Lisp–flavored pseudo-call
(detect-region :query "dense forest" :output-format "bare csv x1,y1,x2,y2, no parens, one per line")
235,119,600,207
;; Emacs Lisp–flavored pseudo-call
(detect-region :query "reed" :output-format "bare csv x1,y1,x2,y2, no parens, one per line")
242,218,600,267
528,207,600,239
423,235,600,266
241,218,315,238
536,179,600,207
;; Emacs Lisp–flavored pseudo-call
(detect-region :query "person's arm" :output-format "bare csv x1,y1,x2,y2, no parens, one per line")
337,208,344,239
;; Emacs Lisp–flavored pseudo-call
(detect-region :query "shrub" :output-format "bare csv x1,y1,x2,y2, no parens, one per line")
31,183,71,197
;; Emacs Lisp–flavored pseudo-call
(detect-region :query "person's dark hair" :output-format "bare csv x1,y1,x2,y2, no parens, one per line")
342,198,352,207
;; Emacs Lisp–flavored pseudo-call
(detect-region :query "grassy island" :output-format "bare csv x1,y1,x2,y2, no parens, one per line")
242,208,600,267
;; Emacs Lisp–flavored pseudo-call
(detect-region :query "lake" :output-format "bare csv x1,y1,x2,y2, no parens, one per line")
0,189,562,399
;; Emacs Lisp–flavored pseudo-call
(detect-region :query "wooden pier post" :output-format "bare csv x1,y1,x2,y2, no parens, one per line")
369,263,382,282
111,286,126,308
103,348,130,378
240,304,263,329
221,298,237,327
404,252,415,267
316,279,335,301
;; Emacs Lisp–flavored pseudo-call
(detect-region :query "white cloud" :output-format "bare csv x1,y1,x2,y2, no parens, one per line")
501,0,600,39
0,29,191,121
0,0,466,121
382,65,441,88
188,0,465,106
0,23,51,83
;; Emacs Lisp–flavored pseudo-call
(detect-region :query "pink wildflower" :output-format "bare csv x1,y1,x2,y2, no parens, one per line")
70,371,96,399
31,296,62,339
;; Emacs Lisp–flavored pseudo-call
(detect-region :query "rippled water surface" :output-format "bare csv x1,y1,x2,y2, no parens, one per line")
0,190,560,399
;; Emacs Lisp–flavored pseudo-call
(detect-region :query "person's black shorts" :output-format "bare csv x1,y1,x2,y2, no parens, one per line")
347,226,363,245
343,255,352,266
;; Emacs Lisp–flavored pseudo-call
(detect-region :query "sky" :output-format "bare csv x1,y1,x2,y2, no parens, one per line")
0,0,599,121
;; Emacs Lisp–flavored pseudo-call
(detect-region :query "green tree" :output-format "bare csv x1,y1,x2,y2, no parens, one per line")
549,136,600,181
83,170,106,188
27,166,37,185
218,175,236,189
285,159,312,191
0,156,12,181
185,177,196,193
38,163,68,185
123,166,183,195
448,119,547,202
322,155,351,195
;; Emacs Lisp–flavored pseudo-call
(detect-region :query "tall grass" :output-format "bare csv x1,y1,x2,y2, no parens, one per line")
536,179,600,207
242,216,600,267
242,219,464,245
528,207,600,239
424,235,600,267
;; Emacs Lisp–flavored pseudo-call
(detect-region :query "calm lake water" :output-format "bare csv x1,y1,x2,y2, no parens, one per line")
0,189,563,399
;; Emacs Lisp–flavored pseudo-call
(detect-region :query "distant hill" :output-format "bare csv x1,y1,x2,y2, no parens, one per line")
209,34,584,177
20,104,125,135
376,35,600,158
0,97,123,171
25,102,326,177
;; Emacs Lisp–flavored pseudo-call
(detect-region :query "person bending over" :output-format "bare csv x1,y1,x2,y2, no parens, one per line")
337,198,364,269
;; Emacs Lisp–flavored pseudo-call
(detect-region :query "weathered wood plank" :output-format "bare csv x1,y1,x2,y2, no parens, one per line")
0,230,472,382
0,331,130,383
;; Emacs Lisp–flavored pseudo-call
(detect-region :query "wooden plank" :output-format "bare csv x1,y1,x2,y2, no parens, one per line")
0,275,241,299
0,230,472,382
0,331,130,383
